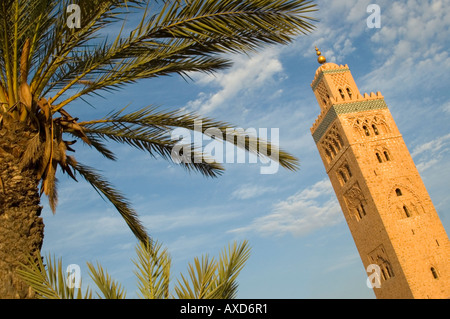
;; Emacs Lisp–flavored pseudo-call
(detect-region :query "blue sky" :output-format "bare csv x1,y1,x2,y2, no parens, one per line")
40,0,450,299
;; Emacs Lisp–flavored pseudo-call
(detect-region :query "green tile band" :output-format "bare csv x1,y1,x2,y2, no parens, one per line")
312,99,388,143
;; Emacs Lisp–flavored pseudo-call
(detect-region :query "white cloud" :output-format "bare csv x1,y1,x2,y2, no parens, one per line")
289,0,450,97
411,133,450,158
231,184,278,200
442,101,450,114
229,179,342,237
185,48,284,114
412,133,450,173
362,0,450,93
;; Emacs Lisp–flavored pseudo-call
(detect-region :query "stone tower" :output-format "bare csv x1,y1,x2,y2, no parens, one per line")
310,48,450,299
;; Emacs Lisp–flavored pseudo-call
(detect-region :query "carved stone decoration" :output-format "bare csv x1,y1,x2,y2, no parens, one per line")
368,244,395,281
344,182,364,209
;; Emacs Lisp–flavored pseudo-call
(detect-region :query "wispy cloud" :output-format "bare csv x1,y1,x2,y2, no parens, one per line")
411,133,450,158
442,101,450,114
412,133,450,173
229,179,342,237
231,184,278,200
288,0,450,97
140,207,239,233
361,0,450,94
185,48,284,114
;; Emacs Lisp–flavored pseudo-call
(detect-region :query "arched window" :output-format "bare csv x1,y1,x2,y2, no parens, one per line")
346,87,353,99
381,268,388,280
403,205,411,218
329,143,337,156
385,265,393,278
376,153,383,163
345,164,352,177
339,170,348,183
355,203,367,220
356,207,363,220
381,266,392,280
337,134,344,148
431,267,439,279
325,148,332,162
360,203,367,216
363,125,370,136
372,124,379,135
395,188,402,196
338,88,345,100
333,138,341,152
384,151,391,161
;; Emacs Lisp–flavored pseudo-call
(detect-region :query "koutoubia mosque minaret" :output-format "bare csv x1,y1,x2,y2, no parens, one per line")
310,47,449,299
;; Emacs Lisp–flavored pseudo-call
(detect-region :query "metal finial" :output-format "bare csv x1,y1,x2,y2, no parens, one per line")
315,46,326,64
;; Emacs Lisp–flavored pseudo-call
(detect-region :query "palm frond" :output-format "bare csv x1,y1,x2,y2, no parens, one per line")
17,253,92,299
42,0,317,109
174,240,251,299
79,105,299,173
83,123,226,178
174,254,221,299
87,261,127,299
67,158,150,244
215,240,251,299
133,239,171,299
30,0,144,98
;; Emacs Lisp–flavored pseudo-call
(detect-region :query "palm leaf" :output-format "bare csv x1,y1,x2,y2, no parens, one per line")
66,158,150,244
87,261,127,299
215,240,251,299
40,0,317,109
174,240,251,299
17,253,92,299
133,239,172,299
174,254,220,299
31,0,144,98
83,122,226,178
79,105,299,173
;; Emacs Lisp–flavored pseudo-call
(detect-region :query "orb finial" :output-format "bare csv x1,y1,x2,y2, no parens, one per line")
315,46,326,64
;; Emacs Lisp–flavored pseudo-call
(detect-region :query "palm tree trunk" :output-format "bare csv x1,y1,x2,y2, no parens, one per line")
0,120,44,299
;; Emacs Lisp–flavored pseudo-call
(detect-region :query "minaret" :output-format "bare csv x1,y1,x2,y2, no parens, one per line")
310,48,450,299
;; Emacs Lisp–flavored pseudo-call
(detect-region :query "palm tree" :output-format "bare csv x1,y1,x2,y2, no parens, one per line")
0,0,316,298
18,240,251,299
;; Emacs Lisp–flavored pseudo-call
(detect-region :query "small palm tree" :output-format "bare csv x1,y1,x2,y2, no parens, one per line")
0,0,316,298
18,240,251,299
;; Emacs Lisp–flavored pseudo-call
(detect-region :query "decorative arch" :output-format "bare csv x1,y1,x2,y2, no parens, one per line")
351,115,391,138
337,162,353,186
320,125,345,163
343,183,368,221
368,245,395,281
374,145,393,163
346,86,353,99
387,183,424,219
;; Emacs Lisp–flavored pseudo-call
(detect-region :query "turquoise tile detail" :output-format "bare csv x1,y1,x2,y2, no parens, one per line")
312,99,388,143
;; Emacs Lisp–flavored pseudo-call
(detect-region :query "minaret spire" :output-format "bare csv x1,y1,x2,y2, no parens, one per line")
308,51,450,299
